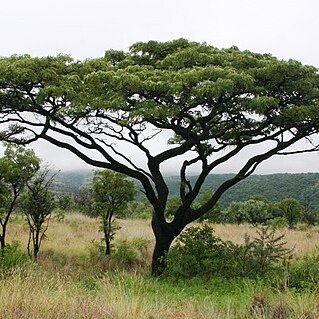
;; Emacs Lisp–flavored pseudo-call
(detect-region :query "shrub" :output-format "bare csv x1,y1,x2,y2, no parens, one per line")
52,208,66,222
288,254,319,291
88,237,149,271
0,241,29,276
166,225,236,278
112,238,149,268
165,225,291,279
235,227,292,277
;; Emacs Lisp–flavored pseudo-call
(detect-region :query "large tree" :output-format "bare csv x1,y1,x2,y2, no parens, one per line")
0,39,319,274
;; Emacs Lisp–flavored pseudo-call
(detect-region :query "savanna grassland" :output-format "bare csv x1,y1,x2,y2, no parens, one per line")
1,213,319,319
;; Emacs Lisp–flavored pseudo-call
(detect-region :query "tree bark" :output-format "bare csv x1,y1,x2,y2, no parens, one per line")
33,229,40,259
151,216,175,276
105,237,111,255
151,235,174,276
0,194,18,250
0,228,5,250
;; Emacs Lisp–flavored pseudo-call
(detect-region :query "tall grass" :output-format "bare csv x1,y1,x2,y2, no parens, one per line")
1,267,319,319
2,213,319,318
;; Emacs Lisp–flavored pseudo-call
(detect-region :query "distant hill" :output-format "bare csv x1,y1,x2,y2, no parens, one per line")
53,170,319,209
52,169,94,193
165,173,319,209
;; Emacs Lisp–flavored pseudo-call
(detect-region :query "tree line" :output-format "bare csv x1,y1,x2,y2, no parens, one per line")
55,171,319,210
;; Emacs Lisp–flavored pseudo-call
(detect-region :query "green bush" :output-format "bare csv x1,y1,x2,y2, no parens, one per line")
166,225,236,278
0,241,29,276
243,227,291,276
288,254,319,291
112,238,149,268
267,216,288,228
88,237,149,270
165,225,291,279
52,208,66,222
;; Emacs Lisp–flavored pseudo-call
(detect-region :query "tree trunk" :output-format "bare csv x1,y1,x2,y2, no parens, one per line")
105,237,111,255
0,236,5,250
0,224,7,249
0,194,18,250
151,235,174,276
151,216,175,276
33,229,40,259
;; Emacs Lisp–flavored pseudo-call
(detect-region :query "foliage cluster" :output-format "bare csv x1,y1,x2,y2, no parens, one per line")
222,196,318,228
0,241,29,276
165,225,291,279
165,224,319,292
288,254,319,291
89,237,150,271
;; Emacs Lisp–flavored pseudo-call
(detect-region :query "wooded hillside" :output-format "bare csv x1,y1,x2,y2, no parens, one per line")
54,171,319,209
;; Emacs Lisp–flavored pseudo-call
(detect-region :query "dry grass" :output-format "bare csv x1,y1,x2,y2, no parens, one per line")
2,213,319,319
7,214,153,256
212,223,319,258
7,213,319,259
0,269,219,319
1,267,319,319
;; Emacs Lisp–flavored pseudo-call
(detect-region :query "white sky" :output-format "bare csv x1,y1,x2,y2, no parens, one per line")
1,0,319,174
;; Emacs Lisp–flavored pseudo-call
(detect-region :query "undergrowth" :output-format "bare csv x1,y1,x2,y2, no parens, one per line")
1,218,319,318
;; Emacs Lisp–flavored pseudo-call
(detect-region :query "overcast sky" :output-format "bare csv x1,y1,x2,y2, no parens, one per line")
1,0,319,174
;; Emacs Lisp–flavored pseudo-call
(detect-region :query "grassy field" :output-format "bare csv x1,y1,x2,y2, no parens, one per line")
1,213,319,318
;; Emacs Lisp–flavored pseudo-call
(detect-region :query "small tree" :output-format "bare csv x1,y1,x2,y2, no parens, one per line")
57,193,76,212
91,169,137,255
241,199,273,226
301,190,319,226
21,168,56,259
226,201,249,224
277,198,304,229
0,144,40,249
226,199,272,226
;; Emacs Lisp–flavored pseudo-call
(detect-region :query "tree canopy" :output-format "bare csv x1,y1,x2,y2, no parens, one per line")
0,39,318,274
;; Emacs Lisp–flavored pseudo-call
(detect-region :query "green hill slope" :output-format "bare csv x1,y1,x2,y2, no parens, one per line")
54,170,319,209
166,173,319,208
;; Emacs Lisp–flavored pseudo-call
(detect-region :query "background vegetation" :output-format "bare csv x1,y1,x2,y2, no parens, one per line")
55,170,319,209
